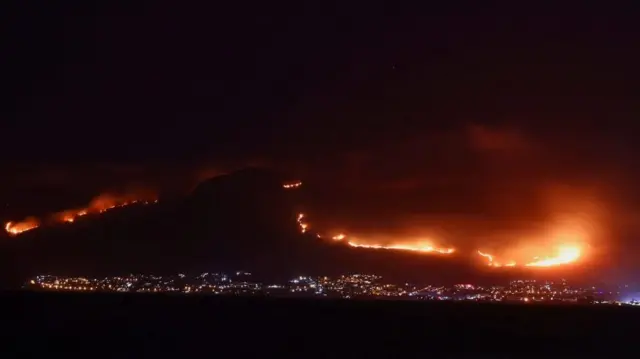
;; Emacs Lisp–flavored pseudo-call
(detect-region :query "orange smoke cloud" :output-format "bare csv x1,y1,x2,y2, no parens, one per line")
5,192,158,237
466,124,530,152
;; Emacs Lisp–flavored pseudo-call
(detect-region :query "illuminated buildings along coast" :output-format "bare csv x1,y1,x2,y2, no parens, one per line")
23,272,636,306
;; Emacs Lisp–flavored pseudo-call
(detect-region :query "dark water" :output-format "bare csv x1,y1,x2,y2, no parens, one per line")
3,292,636,357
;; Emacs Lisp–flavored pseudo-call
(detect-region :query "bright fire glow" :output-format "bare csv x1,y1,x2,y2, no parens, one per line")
475,216,591,268
477,251,516,267
296,219,455,254
296,213,308,233
5,218,40,236
59,209,88,223
282,183,598,269
4,193,158,236
524,245,582,267
477,245,582,268
347,240,455,254
283,181,302,189
329,232,453,255
295,214,587,265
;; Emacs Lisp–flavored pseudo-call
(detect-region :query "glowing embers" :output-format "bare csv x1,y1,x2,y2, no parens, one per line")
283,181,302,189
296,213,309,233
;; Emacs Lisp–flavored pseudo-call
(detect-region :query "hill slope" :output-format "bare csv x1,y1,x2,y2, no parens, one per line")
0,167,482,288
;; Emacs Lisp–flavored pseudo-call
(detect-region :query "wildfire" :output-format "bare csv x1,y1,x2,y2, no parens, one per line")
296,213,308,233
5,218,40,236
4,193,158,237
288,209,591,268
524,245,582,267
283,181,302,189
347,241,455,254
477,245,582,268
59,209,89,223
300,218,594,263
332,233,346,241
327,228,581,267
477,251,516,267
330,232,453,255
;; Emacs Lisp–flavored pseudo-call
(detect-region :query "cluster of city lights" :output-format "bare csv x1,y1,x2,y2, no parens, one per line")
25,274,630,305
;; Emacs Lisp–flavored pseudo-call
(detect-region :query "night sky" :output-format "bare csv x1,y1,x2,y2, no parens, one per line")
3,3,640,277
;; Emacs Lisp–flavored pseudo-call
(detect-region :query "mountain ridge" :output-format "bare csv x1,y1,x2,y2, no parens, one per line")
0,166,507,288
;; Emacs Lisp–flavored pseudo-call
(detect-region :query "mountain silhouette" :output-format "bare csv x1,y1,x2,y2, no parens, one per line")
0,167,498,288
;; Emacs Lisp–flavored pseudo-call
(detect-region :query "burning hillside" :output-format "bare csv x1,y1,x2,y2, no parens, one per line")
4,173,591,271
294,209,589,269
4,218,40,236
0,168,600,289
4,193,158,236
477,246,582,268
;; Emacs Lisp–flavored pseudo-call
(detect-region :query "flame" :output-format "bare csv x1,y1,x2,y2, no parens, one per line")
296,213,308,233
477,245,582,268
477,250,497,266
292,215,455,257
283,181,302,189
477,250,516,267
302,217,454,255
332,233,346,241
5,193,158,236
524,245,581,267
348,240,455,254
475,218,590,268
58,209,89,223
5,218,40,236
292,210,589,267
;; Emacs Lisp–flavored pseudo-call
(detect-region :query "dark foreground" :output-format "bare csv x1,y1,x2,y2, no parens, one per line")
3,292,637,358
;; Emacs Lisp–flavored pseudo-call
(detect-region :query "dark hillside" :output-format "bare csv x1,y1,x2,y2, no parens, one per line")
0,168,304,285
0,167,525,288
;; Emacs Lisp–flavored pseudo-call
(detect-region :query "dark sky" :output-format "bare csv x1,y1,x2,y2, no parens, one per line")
3,3,640,271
